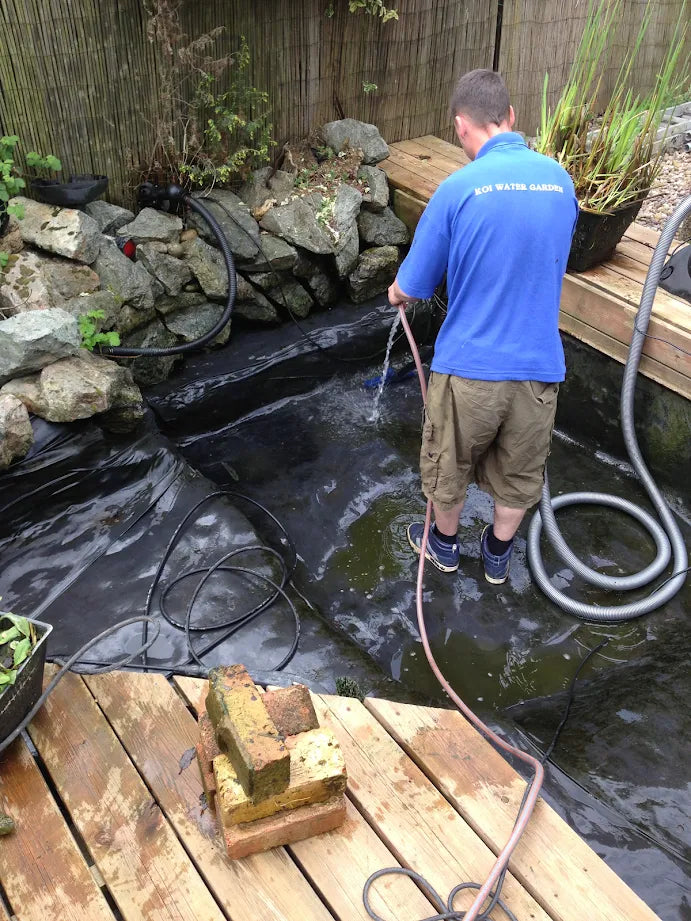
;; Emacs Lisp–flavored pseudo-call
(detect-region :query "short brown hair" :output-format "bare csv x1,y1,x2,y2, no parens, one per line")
450,69,510,126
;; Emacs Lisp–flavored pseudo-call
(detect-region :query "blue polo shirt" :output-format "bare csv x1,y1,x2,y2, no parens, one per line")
396,133,578,381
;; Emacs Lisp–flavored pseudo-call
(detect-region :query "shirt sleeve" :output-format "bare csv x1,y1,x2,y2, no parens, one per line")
396,184,452,299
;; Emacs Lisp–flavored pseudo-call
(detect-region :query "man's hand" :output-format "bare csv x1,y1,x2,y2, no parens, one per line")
388,277,415,307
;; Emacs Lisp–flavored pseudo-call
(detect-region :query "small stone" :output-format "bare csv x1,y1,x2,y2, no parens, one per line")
85,200,135,235
180,228,198,243
118,208,183,245
0,395,33,470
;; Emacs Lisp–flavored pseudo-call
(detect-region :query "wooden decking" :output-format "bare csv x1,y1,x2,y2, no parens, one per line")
381,136,691,400
0,668,662,921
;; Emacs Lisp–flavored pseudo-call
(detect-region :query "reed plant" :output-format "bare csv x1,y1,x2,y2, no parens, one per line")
536,0,688,215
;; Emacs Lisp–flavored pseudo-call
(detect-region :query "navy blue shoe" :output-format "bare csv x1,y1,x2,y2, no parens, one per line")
407,522,459,573
480,525,512,584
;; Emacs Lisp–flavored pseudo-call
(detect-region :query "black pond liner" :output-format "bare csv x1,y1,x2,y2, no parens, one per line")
0,619,52,744
568,199,643,272
31,174,108,208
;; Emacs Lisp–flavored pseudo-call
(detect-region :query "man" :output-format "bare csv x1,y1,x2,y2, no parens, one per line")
388,69,578,584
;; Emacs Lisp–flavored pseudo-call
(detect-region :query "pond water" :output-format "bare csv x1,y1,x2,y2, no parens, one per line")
164,334,690,920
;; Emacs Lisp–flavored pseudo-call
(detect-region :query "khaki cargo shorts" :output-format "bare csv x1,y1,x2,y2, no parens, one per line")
420,372,559,511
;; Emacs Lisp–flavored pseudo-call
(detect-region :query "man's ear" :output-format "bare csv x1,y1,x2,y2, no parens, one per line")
508,105,516,129
454,113,465,142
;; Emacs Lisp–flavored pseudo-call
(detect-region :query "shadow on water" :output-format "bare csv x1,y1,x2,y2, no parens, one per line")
172,358,690,920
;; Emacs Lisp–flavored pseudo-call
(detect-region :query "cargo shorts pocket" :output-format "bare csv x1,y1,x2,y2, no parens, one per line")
528,381,559,405
420,417,441,490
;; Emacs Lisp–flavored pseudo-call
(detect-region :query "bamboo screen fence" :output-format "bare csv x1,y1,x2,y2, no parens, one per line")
0,0,688,205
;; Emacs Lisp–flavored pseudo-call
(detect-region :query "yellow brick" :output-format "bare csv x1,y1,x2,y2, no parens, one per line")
213,728,347,827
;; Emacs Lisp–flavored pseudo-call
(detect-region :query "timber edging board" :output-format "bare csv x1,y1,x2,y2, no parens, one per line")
0,669,663,921
381,136,691,400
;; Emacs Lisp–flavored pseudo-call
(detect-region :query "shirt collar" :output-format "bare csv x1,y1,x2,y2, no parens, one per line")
475,132,526,159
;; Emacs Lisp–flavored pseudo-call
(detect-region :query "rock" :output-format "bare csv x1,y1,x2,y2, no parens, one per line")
239,167,296,215
93,237,155,309
0,251,100,315
85,200,135,235
260,197,334,254
118,208,183,245
155,290,208,316
136,243,192,296
119,320,181,385
357,207,408,246
0,308,80,385
358,165,389,212
163,302,231,347
9,197,102,263
243,271,282,292
180,229,198,243
322,119,389,165
1,350,144,425
347,245,400,303
61,290,122,330
333,184,363,278
243,233,298,272
293,251,340,307
266,278,313,318
233,297,279,324
0,394,33,469
183,237,228,300
166,243,184,258
117,304,157,336
188,191,261,262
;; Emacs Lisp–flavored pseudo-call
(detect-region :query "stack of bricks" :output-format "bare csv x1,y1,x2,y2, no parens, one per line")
196,664,347,859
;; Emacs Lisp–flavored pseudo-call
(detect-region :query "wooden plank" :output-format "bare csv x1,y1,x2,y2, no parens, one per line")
86,672,333,921
0,738,115,921
559,312,691,399
391,189,426,232
616,237,659,268
366,699,662,921
28,670,224,921
311,694,554,921
578,264,690,331
379,159,442,201
174,677,437,921
392,138,466,177
625,222,681,251
384,147,452,185
414,134,470,167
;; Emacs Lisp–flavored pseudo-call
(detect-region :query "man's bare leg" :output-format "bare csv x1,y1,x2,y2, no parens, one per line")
492,503,526,541
433,501,464,537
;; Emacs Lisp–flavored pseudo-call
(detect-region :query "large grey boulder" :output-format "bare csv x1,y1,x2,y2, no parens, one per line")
154,290,208,316
0,308,80,385
358,166,389,212
347,245,400,303
322,119,389,165
260,196,334,254
357,207,409,246
163,302,231,347
61,290,122,330
239,168,295,215
0,251,100,315
233,276,279,323
118,208,183,244
0,394,33,469
265,278,314,318
1,350,144,424
85,200,135,235
187,191,261,262
293,251,339,307
136,243,192,296
333,184,363,278
93,237,156,309
119,320,181,385
183,237,228,300
116,303,157,336
10,197,102,263
243,233,298,272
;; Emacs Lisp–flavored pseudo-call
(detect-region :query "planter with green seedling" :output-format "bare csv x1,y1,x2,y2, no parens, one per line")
0,611,52,745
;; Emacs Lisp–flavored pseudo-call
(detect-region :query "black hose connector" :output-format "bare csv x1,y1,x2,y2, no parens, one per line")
101,194,236,358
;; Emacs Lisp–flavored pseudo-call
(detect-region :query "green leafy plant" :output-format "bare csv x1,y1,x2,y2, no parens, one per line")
79,309,121,351
535,0,688,214
362,81,378,94
1,135,61,267
140,3,274,191
326,0,398,21
0,611,37,693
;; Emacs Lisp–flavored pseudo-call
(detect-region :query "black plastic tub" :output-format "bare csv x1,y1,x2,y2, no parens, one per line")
568,199,644,272
0,619,52,744
31,174,108,208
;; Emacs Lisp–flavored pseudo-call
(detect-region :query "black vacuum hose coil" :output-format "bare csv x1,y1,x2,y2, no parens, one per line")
102,191,236,358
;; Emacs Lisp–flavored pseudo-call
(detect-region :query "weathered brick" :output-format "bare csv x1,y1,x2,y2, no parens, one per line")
263,684,319,737
213,728,347,827
205,665,290,801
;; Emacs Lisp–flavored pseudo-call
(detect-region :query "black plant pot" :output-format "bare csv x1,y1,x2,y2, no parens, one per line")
0,618,52,744
568,199,644,273
31,174,108,208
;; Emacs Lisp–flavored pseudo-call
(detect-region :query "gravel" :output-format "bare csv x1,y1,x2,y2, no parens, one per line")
637,149,691,240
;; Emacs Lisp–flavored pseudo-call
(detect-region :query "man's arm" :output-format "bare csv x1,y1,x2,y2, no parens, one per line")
388,277,417,307
389,183,452,306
